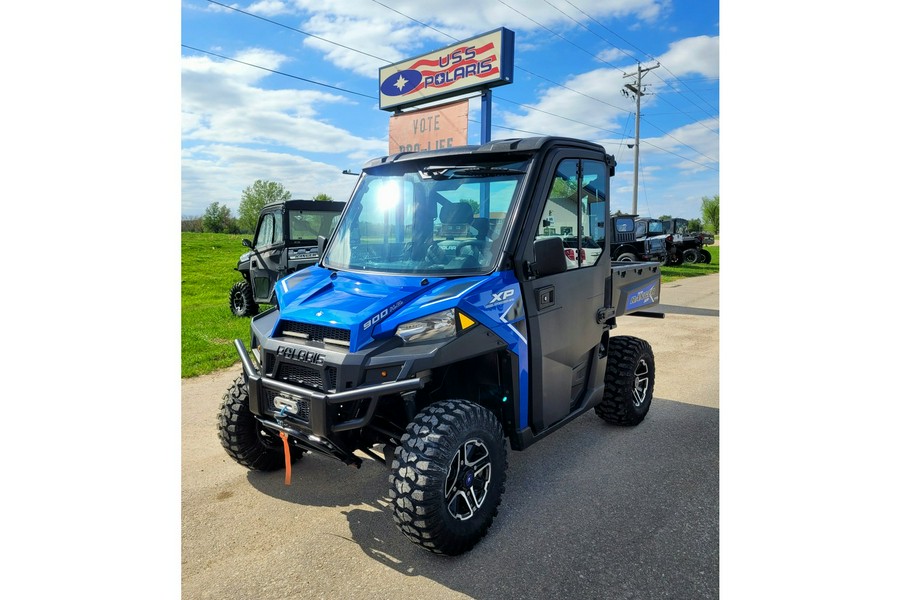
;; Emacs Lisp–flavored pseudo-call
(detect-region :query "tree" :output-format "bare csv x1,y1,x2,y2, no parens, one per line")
202,202,234,233
701,195,720,234
181,216,203,232
658,214,672,222
313,193,333,202
238,180,292,233
686,218,702,232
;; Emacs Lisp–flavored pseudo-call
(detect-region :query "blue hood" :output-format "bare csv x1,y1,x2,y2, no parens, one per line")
275,266,456,351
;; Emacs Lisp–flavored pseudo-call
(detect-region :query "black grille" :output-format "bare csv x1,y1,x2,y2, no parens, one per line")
264,389,311,423
279,321,350,344
275,363,337,391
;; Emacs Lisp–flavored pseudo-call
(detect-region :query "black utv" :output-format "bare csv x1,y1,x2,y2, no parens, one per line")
609,215,667,263
229,199,346,317
661,217,711,265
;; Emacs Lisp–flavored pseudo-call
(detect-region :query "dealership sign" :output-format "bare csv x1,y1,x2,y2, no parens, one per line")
378,28,514,112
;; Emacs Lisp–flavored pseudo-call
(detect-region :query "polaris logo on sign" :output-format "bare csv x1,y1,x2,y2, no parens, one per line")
379,28,514,111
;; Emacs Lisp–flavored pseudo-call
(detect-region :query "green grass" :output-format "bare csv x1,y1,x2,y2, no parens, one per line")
660,245,719,283
181,233,263,378
181,233,719,378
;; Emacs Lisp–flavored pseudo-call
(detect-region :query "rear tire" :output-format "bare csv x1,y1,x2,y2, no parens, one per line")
389,400,507,555
700,249,712,264
682,249,700,264
596,336,655,426
230,281,259,317
218,374,300,471
616,252,638,262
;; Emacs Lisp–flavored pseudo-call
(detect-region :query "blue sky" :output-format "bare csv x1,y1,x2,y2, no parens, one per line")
181,0,719,221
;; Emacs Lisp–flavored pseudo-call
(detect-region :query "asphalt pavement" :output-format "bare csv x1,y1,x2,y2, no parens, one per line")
181,273,719,600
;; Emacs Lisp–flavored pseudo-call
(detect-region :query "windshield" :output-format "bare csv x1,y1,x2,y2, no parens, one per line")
288,210,341,242
322,159,528,275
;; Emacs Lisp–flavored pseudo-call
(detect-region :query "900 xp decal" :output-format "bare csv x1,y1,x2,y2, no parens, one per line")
363,300,405,331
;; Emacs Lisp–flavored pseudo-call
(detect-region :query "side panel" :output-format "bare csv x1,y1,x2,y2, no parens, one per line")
610,262,662,315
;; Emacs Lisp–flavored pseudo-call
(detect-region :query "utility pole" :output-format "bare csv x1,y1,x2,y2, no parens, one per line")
622,62,659,215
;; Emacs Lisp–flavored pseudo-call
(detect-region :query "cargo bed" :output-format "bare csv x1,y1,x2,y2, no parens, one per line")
610,261,662,316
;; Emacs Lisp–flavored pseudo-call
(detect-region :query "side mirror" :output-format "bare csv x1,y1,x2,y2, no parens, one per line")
242,239,253,249
531,237,567,278
317,235,328,257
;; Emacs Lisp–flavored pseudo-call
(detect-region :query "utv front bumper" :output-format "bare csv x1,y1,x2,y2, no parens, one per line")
235,339,426,438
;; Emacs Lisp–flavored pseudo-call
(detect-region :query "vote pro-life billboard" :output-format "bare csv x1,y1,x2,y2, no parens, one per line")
378,28,515,113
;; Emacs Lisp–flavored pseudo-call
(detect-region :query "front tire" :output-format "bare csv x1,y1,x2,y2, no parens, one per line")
229,281,259,317
596,336,655,426
389,400,507,555
218,374,299,471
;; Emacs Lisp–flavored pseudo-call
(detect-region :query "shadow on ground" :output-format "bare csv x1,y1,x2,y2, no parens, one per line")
246,398,719,600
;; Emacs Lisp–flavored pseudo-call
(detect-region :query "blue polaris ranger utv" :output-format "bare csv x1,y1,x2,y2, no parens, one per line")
218,137,662,555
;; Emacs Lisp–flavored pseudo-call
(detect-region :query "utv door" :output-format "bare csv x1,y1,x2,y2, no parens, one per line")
249,209,286,304
518,155,611,431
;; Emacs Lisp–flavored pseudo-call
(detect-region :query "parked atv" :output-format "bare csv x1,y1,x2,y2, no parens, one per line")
661,218,712,265
610,215,667,263
230,199,345,316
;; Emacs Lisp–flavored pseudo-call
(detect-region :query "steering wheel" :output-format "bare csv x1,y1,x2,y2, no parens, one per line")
455,240,487,259
425,242,448,264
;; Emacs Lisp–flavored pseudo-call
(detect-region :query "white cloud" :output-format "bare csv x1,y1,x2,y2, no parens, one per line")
496,35,719,156
182,144,358,217
182,51,386,154
246,0,291,16
282,0,675,76
181,49,389,216
656,35,719,78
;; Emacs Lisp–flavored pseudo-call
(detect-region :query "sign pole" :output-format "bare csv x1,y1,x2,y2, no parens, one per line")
481,89,492,144
479,90,492,217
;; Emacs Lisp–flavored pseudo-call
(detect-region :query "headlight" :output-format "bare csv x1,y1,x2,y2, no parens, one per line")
395,309,457,344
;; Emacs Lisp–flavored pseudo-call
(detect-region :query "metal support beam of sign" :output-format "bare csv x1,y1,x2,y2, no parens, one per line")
378,28,514,114
481,90,492,144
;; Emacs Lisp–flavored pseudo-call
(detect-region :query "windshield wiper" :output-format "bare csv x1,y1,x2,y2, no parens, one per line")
421,165,526,180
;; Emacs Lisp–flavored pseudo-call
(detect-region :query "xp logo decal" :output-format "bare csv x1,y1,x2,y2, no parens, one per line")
486,287,516,308
626,283,657,310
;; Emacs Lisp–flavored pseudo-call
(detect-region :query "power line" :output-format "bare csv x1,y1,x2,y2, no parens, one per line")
181,45,379,100
542,0,642,64
562,0,720,127
495,0,624,72
494,95,717,171
205,0,390,63
198,0,717,167
494,0,718,140
369,0,457,42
